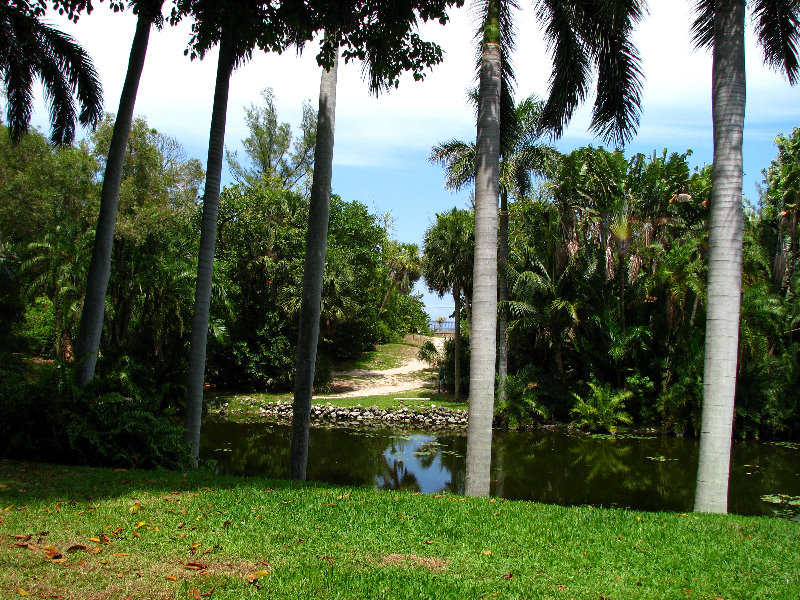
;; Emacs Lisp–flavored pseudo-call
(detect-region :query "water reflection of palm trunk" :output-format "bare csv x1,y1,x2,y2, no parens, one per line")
379,459,420,491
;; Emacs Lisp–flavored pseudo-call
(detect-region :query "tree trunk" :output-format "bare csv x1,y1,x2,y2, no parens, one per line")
184,27,235,464
377,279,397,315
497,188,509,401
74,11,154,387
694,0,745,514
465,29,501,498
453,280,461,401
290,44,338,481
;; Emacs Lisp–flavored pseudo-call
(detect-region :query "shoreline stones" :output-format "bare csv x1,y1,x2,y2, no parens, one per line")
217,399,468,430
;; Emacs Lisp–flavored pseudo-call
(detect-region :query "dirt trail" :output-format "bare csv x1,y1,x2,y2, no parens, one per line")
316,336,445,399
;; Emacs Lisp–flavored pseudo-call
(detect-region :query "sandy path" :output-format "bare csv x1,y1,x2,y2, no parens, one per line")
315,336,445,399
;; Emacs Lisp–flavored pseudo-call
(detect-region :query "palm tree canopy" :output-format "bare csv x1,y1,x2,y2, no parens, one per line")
691,0,800,85
430,93,558,198
534,0,646,146
422,207,475,298
172,0,463,95
1,0,103,145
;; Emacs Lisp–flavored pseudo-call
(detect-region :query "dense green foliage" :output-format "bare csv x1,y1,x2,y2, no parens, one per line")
209,179,428,391
0,112,427,464
0,354,191,468
491,141,800,438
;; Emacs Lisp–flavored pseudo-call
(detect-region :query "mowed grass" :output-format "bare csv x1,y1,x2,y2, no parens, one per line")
2,460,799,599
335,340,423,372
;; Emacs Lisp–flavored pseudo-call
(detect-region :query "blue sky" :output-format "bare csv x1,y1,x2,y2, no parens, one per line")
29,0,800,319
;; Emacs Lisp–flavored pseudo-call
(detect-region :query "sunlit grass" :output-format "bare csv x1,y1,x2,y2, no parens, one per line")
2,460,798,599
336,341,420,372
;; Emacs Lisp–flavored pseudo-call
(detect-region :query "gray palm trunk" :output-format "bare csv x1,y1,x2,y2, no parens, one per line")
74,12,154,387
184,28,235,463
289,47,338,481
497,189,509,400
465,40,501,498
694,0,745,514
453,280,461,401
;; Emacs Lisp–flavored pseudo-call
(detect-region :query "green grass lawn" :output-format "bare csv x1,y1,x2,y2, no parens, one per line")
1,460,798,599
336,341,422,372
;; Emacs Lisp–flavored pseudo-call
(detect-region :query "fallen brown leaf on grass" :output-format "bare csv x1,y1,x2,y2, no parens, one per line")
247,570,270,584
66,545,87,553
183,562,208,570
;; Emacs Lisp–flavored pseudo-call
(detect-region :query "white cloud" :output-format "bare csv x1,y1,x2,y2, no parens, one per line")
26,0,799,190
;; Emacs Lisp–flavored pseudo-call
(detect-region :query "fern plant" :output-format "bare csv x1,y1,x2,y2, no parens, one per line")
570,381,633,433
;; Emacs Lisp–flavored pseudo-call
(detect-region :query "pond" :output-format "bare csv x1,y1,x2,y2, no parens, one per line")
200,421,800,518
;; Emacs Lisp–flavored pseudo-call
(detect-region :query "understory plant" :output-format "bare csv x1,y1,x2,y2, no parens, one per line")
570,381,633,433
0,354,191,469
496,365,551,428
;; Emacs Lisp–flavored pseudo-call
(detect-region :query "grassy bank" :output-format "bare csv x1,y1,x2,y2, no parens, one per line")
215,391,468,421
1,460,798,599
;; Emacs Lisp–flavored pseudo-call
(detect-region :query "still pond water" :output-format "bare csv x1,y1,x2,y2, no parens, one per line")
200,422,800,517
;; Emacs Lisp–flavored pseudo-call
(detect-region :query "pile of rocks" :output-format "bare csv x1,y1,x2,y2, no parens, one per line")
224,400,468,429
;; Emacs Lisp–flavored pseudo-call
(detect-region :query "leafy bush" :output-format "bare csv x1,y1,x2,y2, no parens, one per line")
570,381,633,433
496,365,551,428
378,293,431,343
14,296,55,358
417,340,440,366
0,355,191,469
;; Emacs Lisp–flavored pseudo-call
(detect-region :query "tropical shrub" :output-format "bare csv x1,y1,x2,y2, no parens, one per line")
417,340,440,366
0,356,191,469
570,381,633,433
496,365,551,428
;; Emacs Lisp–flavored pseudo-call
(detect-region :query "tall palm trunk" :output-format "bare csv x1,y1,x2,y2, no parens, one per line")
184,27,235,463
74,10,156,387
497,188,509,400
694,0,745,514
290,45,338,481
465,6,501,498
453,280,461,401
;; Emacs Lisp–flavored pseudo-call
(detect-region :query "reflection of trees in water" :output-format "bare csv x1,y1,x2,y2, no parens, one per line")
377,458,420,491
202,423,797,515
202,423,291,477
569,436,632,483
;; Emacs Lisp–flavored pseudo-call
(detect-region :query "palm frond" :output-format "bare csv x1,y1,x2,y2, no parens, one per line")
752,0,800,85
429,139,476,191
535,0,592,139
586,0,645,145
1,5,102,145
691,0,715,50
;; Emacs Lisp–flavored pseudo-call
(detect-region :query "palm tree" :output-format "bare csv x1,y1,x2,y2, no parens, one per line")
430,94,557,398
75,0,165,387
0,0,103,145
289,41,338,482
180,0,288,462
423,208,475,401
691,0,799,514
465,0,646,497
378,241,423,315
287,0,461,480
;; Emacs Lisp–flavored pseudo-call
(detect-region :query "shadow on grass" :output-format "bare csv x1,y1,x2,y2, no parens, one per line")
0,458,329,508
